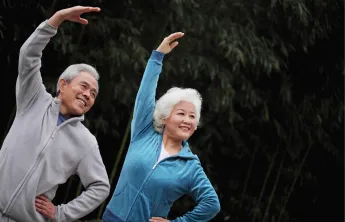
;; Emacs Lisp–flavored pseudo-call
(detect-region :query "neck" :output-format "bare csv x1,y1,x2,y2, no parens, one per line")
162,132,182,155
57,95,70,117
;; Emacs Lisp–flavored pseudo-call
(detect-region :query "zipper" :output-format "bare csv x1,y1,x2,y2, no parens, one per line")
152,143,162,169
4,126,58,213
125,142,191,220
126,155,180,220
125,143,160,220
4,117,78,213
152,155,178,169
152,161,159,169
152,141,176,169
125,144,178,221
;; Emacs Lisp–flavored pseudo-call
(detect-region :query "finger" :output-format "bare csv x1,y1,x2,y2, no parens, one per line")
78,6,101,13
35,207,49,217
35,198,46,205
35,199,51,211
78,17,88,24
35,204,45,210
35,202,47,210
36,195,49,202
87,7,101,12
167,32,184,42
169,41,179,50
36,204,54,219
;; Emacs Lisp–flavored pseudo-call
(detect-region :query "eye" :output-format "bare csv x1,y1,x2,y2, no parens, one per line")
190,115,195,119
177,112,185,116
81,84,87,89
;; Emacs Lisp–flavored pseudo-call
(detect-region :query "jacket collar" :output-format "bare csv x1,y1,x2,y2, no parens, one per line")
52,97,85,123
168,139,199,160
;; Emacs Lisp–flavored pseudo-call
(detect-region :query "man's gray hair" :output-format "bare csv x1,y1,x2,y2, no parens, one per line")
56,63,100,94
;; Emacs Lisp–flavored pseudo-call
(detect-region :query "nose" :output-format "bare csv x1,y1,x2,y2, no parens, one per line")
82,90,91,100
182,116,192,124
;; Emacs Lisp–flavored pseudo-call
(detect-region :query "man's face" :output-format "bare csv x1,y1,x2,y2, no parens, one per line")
58,72,98,116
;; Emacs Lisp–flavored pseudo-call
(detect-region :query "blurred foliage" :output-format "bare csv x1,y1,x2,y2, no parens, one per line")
0,0,343,221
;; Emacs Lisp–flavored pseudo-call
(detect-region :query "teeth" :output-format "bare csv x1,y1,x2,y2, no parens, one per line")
77,99,86,106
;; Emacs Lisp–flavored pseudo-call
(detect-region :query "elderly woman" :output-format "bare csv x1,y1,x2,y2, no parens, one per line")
103,32,220,222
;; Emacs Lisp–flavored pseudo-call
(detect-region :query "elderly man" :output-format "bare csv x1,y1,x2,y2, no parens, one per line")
0,6,110,222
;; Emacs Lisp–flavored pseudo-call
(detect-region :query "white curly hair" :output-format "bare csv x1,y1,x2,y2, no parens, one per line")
153,87,202,133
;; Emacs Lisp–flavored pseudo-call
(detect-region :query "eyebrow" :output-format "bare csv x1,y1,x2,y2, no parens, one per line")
80,81,98,93
176,109,195,114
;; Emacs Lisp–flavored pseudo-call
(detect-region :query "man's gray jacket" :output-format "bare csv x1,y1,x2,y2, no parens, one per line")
0,21,110,221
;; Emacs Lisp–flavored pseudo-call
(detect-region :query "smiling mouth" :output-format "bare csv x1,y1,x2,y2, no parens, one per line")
77,99,86,106
179,126,190,131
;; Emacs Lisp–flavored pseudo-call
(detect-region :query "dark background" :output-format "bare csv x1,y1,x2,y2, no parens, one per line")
0,0,344,221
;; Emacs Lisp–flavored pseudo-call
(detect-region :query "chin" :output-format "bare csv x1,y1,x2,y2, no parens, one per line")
178,134,192,141
71,108,86,116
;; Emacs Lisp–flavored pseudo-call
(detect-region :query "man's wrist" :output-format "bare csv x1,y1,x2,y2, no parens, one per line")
47,11,64,28
51,205,58,221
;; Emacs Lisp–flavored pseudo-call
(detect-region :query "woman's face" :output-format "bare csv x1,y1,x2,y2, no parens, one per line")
163,101,197,141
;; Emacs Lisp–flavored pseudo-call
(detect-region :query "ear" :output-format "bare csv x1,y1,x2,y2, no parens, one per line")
162,118,167,125
58,79,68,94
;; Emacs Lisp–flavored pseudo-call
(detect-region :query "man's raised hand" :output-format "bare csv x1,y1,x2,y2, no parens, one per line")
48,6,101,28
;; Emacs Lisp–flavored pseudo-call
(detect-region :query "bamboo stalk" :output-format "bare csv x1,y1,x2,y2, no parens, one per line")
252,148,278,222
231,143,259,221
239,143,259,209
96,112,132,219
262,148,287,222
277,143,312,222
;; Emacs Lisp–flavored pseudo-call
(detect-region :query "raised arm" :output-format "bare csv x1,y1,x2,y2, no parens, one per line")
16,6,100,114
171,163,221,222
131,32,184,141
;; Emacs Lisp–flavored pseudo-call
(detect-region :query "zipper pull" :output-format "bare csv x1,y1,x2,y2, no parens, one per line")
51,128,57,138
152,161,158,169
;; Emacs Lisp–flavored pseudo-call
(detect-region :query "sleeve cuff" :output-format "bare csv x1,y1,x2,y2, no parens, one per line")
151,50,165,62
43,20,58,30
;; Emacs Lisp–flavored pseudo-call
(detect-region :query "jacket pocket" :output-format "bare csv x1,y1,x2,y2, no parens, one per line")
151,201,170,217
107,183,139,220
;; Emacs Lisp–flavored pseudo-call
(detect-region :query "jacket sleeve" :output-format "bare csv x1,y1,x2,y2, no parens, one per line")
54,146,110,222
171,163,221,222
16,20,56,114
130,50,164,141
